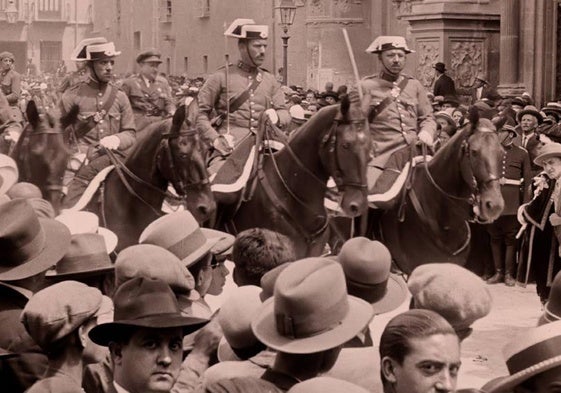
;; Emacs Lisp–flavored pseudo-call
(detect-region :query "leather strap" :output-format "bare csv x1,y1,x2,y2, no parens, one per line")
369,77,410,122
211,72,263,127
73,84,118,139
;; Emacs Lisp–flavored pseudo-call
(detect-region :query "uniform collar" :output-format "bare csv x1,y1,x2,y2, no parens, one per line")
87,75,109,90
379,70,400,83
237,60,258,74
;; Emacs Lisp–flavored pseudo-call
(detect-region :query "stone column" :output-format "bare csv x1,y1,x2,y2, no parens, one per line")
498,0,525,96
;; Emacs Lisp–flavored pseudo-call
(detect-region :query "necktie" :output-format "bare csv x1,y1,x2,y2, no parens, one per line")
522,135,527,147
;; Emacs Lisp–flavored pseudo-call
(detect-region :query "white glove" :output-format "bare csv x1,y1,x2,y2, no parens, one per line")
99,135,121,150
418,130,434,146
517,204,528,226
4,129,20,143
264,108,279,125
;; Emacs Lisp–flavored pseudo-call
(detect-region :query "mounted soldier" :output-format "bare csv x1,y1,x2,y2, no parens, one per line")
359,36,437,197
0,51,23,152
60,40,136,209
121,49,175,130
197,18,290,173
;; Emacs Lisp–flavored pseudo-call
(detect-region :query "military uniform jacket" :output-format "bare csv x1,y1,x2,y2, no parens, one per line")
57,70,89,94
120,74,175,117
0,69,21,105
360,73,437,168
60,79,136,152
500,143,532,215
197,61,290,146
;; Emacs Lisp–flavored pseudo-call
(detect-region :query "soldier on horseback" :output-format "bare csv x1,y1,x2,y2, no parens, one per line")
121,49,175,130
197,18,291,172
0,51,23,152
360,36,437,196
61,40,136,209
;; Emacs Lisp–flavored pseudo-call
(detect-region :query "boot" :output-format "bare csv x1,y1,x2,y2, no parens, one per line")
487,270,504,284
487,240,504,284
504,244,516,287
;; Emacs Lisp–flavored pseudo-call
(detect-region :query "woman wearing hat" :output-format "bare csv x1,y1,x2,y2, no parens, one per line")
518,142,561,303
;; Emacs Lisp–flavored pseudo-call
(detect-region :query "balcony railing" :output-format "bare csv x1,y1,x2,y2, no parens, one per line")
0,0,66,23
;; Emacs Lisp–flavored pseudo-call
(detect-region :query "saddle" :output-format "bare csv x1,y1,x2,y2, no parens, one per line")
210,119,287,222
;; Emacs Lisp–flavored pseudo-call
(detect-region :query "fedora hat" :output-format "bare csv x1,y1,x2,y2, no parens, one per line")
517,105,543,124
337,237,407,314
114,244,197,299
139,210,234,267
366,36,414,54
259,262,292,301
0,154,18,196
55,211,117,253
441,95,460,107
251,257,373,354
542,102,561,122
534,142,561,167
7,182,42,199
86,42,121,61
486,320,561,393
0,199,71,281
510,97,526,108
433,62,446,73
70,37,108,61
89,277,209,346
539,270,561,325
45,234,113,279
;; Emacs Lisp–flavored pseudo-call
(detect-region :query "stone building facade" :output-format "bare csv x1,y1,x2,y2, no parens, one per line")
0,0,93,74
70,0,561,106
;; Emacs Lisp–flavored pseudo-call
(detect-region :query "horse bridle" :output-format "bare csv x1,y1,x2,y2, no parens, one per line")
421,135,500,217
320,119,369,192
157,128,210,194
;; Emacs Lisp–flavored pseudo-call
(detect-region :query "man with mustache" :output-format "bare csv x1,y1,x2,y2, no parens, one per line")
197,19,290,171
60,40,136,208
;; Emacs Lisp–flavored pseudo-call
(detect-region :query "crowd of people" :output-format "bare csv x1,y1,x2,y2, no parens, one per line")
1,15,561,392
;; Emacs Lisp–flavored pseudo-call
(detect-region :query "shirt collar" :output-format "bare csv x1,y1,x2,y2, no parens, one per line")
379,70,400,83
141,74,153,86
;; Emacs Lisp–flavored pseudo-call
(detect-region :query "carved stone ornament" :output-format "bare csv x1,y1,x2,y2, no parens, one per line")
392,0,415,16
450,40,484,88
308,0,328,17
415,40,440,88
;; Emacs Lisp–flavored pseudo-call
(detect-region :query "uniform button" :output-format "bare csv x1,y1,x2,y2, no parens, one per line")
250,93,254,97
98,92,103,97
99,101,103,105
401,123,406,127
99,120,104,124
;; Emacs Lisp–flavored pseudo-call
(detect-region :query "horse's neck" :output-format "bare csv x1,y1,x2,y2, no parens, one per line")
274,117,331,201
123,133,168,197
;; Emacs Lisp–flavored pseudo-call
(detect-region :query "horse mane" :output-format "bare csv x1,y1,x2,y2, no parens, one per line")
125,120,170,166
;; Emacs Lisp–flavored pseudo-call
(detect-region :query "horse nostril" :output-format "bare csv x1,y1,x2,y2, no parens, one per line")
349,202,359,215
197,204,209,217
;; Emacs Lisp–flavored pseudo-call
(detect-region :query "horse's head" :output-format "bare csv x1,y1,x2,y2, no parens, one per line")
320,92,371,217
157,98,216,222
461,108,504,222
22,100,78,212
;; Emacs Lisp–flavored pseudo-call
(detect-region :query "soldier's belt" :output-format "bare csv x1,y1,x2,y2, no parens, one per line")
500,178,522,186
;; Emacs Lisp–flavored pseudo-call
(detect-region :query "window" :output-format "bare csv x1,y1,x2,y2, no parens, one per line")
40,41,62,73
160,0,172,22
197,0,210,18
184,57,188,73
166,57,171,76
134,31,141,51
203,55,208,74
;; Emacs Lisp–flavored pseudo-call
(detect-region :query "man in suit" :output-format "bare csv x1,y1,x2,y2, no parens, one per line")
432,62,456,98
513,105,543,175
457,72,494,105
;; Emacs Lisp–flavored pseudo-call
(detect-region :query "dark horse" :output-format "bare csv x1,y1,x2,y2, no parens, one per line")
379,109,505,274
216,93,371,257
12,100,78,213
73,100,216,251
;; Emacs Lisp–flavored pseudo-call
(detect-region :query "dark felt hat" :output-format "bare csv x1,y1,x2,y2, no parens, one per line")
89,277,209,346
517,105,543,124
0,199,70,281
433,62,446,73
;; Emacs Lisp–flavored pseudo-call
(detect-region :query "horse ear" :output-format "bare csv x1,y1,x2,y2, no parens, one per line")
170,103,186,135
492,115,507,130
467,106,480,130
26,100,40,128
185,97,199,128
340,94,350,119
60,105,80,129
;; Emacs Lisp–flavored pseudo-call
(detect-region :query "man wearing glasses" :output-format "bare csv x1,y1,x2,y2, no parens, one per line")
0,52,21,107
